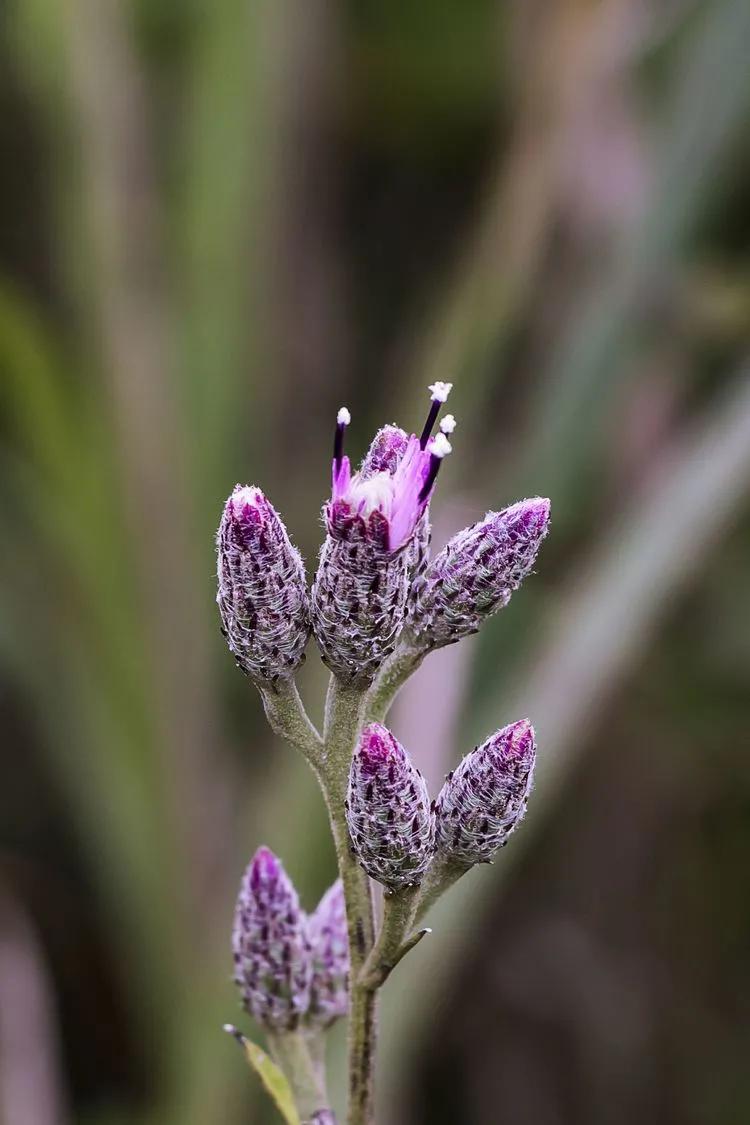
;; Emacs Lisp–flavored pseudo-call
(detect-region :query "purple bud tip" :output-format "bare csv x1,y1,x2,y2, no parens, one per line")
433,720,537,865
360,425,410,478
346,723,434,889
359,723,403,776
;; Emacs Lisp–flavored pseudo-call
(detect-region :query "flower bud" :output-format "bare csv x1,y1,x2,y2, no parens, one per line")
306,880,349,1028
434,719,536,864
410,497,550,650
232,847,312,1032
217,486,310,685
346,723,433,889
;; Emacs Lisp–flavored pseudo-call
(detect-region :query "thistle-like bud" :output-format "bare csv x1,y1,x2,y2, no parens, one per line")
217,485,310,685
346,723,434,889
232,847,312,1032
311,391,454,684
306,880,349,1028
410,497,550,650
433,719,536,865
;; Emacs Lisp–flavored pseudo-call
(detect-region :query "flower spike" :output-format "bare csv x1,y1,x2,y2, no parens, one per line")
434,720,536,865
232,847,312,1032
217,486,310,685
346,723,434,889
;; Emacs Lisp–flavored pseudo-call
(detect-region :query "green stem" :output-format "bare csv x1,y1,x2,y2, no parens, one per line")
259,679,323,760
365,642,425,724
359,886,423,990
415,852,472,923
268,1030,333,1123
319,677,377,1125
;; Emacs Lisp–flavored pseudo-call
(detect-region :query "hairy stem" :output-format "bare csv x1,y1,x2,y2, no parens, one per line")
259,680,323,760
416,852,472,923
365,641,425,724
268,1030,334,1123
359,886,423,990
319,678,377,1125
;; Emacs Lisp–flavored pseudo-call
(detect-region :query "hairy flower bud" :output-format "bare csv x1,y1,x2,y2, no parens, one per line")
434,719,536,864
217,486,310,685
232,847,312,1031
360,424,409,478
306,880,349,1028
410,497,550,650
311,394,454,683
346,723,434,889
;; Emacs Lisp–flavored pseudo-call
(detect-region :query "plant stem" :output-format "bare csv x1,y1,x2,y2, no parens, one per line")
415,852,472,923
268,1030,334,1123
319,677,378,1125
359,886,422,990
259,680,324,760
365,642,425,724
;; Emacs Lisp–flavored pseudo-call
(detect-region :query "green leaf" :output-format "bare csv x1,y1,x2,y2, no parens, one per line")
224,1026,300,1125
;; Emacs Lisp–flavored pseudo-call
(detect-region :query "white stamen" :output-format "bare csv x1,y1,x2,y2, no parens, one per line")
337,406,351,426
428,381,453,403
439,413,456,434
430,432,452,459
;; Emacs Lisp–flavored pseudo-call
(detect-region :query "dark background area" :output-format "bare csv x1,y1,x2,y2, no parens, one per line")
0,1,749,1122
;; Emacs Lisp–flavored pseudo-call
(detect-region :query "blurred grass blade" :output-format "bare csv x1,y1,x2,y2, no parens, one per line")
224,1026,301,1125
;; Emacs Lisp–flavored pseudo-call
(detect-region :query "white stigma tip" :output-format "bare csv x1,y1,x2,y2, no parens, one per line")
337,406,351,426
428,381,453,403
439,413,456,434
431,432,452,459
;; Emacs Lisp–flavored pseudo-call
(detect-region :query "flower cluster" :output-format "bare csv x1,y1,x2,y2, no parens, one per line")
219,384,551,1122
345,718,536,887
232,848,349,1033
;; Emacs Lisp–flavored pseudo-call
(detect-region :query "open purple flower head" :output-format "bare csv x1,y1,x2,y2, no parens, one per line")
410,497,550,650
434,719,536,865
306,879,349,1028
217,485,310,685
232,847,312,1032
311,386,454,683
346,722,434,889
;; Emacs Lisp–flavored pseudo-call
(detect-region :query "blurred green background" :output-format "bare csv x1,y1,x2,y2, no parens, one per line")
1,0,749,1122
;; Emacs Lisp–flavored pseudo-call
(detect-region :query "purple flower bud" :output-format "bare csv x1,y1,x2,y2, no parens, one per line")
410,497,550,650
434,719,536,864
346,723,434,889
217,486,310,685
311,393,454,683
360,424,409,478
306,880,349,1028
232,847,312,1032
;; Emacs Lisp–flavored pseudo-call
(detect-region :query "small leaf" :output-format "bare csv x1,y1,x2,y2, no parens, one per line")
223,1025,300,1124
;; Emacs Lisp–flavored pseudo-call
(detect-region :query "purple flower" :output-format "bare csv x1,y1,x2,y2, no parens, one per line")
410,497,550,650
311,387,454,684
232,847,312,1032
306,880,349,1028
433,719,536,865
217,486,310,685
346,723,434,889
